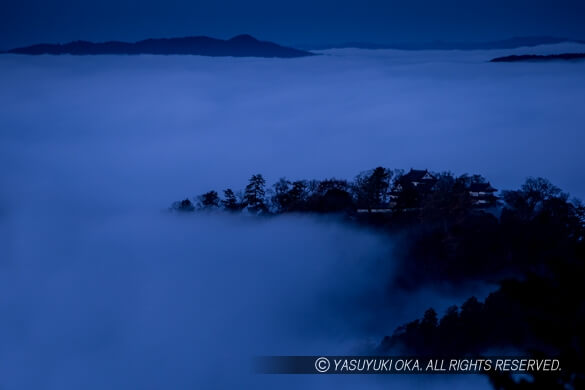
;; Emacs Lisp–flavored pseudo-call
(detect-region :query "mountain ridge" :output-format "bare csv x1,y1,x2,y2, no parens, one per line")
490,52,585,62
1,34,314,58
301,36,585,51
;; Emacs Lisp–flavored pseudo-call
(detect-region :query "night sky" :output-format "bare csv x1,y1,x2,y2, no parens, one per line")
1,0,585,49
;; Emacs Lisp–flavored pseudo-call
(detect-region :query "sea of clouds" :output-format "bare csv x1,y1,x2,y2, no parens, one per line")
1,43,583,389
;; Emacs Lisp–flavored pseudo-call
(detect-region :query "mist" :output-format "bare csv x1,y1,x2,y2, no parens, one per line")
1,43,583,389
0,211,490,388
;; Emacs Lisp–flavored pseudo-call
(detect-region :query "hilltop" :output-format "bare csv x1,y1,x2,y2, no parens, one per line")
2,34,314,58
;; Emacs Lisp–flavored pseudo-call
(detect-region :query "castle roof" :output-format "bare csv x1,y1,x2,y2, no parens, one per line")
468,182,497,192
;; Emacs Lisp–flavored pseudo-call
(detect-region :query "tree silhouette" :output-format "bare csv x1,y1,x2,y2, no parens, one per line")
244,174,267,213
354,167,392,209
197,190,220,209
221,189,240,211
271,178,292,212
171,198,195,212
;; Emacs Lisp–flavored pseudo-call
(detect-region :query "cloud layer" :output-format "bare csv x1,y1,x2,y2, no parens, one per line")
1,45,583,388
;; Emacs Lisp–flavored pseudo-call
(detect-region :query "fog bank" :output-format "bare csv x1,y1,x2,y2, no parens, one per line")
0,210,489,389
2,44,581,389
1,43,584,207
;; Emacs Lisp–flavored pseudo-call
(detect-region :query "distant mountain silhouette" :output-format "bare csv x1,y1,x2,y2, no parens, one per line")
303,36,585,51
490,53,585,62
2,34,314,58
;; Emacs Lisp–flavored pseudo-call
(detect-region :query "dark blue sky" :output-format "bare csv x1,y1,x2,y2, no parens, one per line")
1,0,584,49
